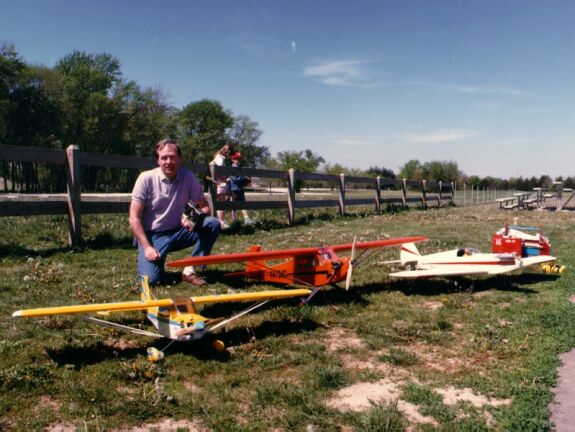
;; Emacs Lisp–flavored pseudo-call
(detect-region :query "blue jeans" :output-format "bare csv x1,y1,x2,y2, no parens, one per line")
137,216,221,284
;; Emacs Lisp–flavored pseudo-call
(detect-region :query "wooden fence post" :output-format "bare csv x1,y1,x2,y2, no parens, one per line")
338,173,346,216
66,145,81,247
375,176,381,214
401,179,407,208
421,180,428,209
438,181,443,206
451,181,455,205
207,162,217,217
287,168,296,225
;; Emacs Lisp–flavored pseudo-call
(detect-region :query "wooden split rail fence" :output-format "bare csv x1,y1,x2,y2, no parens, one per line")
0,144,455,246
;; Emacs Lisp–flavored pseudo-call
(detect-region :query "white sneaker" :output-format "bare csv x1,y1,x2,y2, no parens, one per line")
220,221,230,229
244,217,253,226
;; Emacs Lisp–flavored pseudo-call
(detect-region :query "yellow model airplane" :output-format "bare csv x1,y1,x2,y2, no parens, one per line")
12,277,311,361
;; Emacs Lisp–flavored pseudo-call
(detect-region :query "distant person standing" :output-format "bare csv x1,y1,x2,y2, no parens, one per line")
129,139,221,286
228,152,253,225
210,143,234,229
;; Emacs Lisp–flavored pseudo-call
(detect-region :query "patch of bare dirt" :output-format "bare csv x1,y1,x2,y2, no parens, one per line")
423,301,444,311
393,342,467,374
339,353,378,370
436,386,511,408
326,380,438,427
182,380,202,393
104,337,140,350
124,419,207,431
36,395,61,414
324,326,511,429
44,424,75,432
325,328,365,352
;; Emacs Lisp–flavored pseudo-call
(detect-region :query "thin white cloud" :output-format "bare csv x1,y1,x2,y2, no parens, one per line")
403,80,528,96
303,59,380,88
327,129,476,147
330,135,379,146
291,41,296,53
400,129,476,145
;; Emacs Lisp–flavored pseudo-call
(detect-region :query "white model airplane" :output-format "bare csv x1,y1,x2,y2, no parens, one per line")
387,242,556,279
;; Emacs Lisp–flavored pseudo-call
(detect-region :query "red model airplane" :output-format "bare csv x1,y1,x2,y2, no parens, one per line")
167,237,428,292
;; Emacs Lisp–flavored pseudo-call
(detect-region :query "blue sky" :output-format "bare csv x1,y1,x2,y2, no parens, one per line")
2,0,574,178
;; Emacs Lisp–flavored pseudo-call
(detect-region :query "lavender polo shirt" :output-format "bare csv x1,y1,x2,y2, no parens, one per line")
131,167,204,233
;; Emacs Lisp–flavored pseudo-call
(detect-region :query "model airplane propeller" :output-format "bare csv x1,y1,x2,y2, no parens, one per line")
12,277,311,361
167,236,427,297
345,236,357,291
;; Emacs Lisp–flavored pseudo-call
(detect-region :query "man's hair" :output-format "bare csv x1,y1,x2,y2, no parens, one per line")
154,139,182,159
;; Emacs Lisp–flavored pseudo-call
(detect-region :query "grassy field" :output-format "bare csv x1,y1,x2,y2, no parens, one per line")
1,204,574,431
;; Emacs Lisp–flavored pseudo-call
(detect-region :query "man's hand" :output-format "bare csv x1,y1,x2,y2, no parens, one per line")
144,245,161,262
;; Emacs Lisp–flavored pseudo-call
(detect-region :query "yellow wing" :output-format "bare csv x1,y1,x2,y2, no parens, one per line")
189,288,311,304
12,299,174,318
13,289,311,318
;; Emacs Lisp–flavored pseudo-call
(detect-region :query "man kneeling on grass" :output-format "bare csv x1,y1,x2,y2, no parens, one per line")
129,139,221,286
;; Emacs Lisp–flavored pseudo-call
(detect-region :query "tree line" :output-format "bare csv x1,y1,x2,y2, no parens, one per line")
1,43,572,193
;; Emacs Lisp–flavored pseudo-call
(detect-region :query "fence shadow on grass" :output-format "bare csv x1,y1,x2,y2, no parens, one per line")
0,242,71,259
0,233,135,259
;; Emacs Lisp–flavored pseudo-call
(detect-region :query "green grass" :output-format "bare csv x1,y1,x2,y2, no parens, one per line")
1,205,575,430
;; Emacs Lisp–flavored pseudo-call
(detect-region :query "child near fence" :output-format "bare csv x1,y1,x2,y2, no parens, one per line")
228,152,253,225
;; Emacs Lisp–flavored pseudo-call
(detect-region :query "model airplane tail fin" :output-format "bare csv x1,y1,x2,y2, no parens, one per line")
140,276,154,302
400,242,421,264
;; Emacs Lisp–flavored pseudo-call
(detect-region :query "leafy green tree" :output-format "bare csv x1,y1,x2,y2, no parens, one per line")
54,51,126,190
177,99,233,164
276,149,325,173
322,162,348,190
423,160,460,182
0,44,24,144
275,149,325,192
228,114,269,167
0,45,63,191
112,80,176,158
55,51,123,152
539,175,553,189
466,175,481,188
398,159,424,180
367,166,395,179
323,162,347,176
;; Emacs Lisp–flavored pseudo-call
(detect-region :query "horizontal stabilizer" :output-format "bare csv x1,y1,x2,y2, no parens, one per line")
522,255,556,266
390,268,488,278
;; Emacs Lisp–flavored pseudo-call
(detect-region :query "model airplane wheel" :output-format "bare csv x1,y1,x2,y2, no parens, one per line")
147,347,165,363
212,339,226,353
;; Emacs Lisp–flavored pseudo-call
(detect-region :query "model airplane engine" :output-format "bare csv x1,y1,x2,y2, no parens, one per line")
492,225,551,257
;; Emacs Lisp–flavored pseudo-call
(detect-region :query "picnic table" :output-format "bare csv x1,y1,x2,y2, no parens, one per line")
496,197,518,210
514,192,531,208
